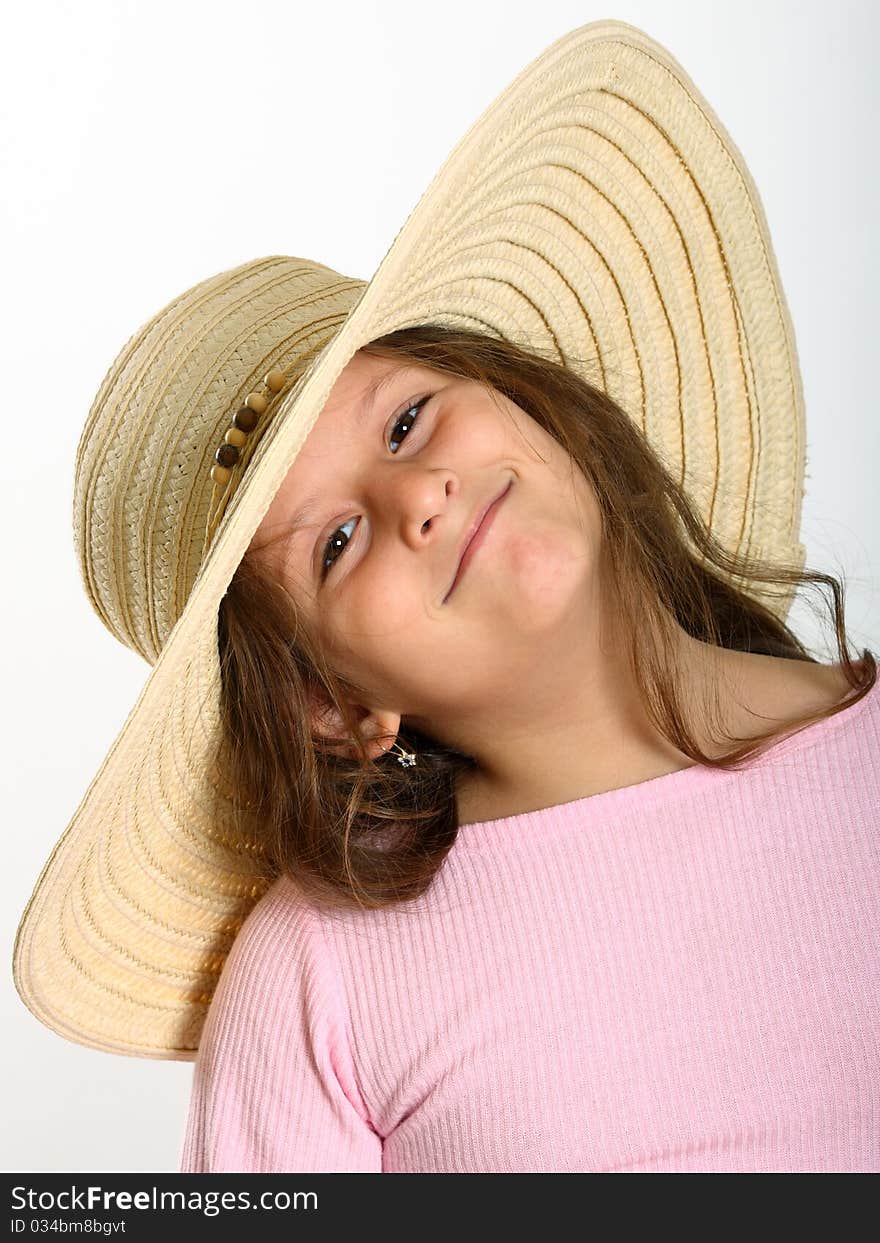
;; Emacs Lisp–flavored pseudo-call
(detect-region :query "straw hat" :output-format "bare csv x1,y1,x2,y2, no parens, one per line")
12,19,807,1060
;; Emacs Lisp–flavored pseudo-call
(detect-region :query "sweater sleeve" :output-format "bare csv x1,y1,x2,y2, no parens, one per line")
177,881,382,1173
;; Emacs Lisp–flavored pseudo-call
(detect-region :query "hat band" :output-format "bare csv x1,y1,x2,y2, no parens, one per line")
201,366,291,562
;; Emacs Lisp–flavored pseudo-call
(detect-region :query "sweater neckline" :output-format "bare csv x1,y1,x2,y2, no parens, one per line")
453,669,878,847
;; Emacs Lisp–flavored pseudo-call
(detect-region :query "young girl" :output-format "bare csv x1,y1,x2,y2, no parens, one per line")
12,20,879,1174
178,323,878,1174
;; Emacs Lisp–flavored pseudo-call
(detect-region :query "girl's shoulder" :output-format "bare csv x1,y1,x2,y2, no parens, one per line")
719,649,875,760
681,645,871,765
735,651,860,724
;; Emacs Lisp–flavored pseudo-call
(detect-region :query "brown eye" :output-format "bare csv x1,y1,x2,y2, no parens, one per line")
319,394,433,581
387,394,431,452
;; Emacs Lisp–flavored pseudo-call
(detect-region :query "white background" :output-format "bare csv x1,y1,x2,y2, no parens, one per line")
2,0,877,1172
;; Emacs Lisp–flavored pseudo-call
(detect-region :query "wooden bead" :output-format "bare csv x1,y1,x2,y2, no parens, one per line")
210,463,231,486
233,405,259,433
264,369,286,393
224,426,247,448
244,391,268,414
215,442,239,468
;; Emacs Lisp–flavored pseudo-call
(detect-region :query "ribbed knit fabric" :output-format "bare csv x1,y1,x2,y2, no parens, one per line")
178,677,880,1173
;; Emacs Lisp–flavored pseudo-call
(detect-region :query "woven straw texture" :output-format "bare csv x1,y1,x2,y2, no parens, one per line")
13,19,807,1059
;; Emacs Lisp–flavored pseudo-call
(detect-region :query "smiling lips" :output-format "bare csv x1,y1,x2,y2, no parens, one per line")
444,478,512,602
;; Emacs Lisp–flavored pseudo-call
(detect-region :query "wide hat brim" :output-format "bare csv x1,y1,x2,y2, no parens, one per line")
13,19,807,1059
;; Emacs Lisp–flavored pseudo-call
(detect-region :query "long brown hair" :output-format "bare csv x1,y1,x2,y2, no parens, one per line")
212,324,876,914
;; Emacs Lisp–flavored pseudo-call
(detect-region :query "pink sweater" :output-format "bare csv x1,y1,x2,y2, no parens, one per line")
178,675,880,1173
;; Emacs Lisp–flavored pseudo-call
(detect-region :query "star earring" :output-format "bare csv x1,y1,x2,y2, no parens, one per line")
382,738,417,768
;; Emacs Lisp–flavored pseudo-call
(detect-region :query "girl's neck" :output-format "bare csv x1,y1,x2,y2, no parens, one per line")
454,645,856,827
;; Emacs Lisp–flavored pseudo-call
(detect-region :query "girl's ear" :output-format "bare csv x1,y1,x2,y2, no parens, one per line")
307,685,357,756
306,685,401,762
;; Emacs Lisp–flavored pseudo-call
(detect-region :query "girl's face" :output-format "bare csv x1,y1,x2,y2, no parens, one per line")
248,348,604,747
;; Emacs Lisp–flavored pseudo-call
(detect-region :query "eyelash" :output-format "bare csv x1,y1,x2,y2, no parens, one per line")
318,393,433,581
